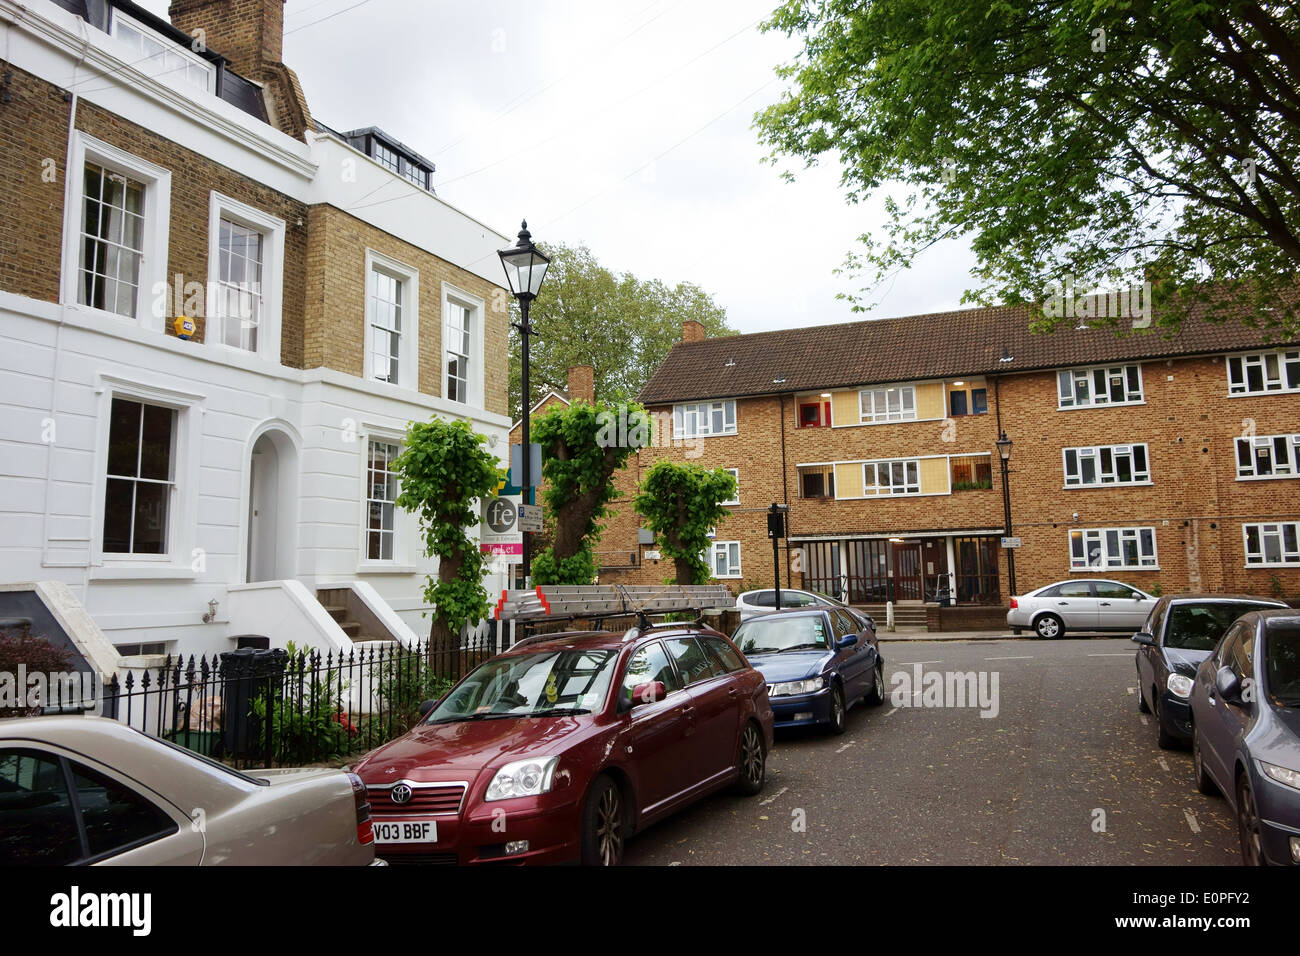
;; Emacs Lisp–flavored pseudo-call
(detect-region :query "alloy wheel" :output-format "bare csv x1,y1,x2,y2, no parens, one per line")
1237,779,1264,866
741,725,764,787
595,783,624,866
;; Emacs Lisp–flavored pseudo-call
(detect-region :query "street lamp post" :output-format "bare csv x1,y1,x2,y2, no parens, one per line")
996,431,1016,601
498,220,550,585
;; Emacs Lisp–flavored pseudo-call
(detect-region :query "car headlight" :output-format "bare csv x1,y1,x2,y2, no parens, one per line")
484,757,559,802
1260,761,1300,792
769,677,825,697
1166,674,1194,699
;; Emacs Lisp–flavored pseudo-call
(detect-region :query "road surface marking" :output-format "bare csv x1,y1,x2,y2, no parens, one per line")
836,740,855,754
759,786,788,807
1088,653,1132,657
898,660,942,665
1139,715,1149,726
1184,810,1201,834
1158,757,1171,772
985,655,1032,661
1127,687,1136,695
884,707,900,717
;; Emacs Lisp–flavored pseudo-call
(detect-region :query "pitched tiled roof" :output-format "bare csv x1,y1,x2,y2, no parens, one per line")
638,301,1299,405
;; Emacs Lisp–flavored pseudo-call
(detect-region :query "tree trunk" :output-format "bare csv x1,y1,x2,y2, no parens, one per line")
673,555,694,585
427,548,464,670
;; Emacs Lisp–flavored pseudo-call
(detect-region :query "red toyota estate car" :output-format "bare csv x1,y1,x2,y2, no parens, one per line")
352,623,774,865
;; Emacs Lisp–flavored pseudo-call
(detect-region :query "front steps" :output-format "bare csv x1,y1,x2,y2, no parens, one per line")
317,587,396,644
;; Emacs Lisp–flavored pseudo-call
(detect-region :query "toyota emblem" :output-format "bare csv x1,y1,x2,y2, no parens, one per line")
391,783,413,805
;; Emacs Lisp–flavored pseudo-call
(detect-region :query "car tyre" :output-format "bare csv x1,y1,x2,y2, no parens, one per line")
1236,776,1266,866
1136,674,1151,713
1192,725,1218,796
866,660,886,706
580,775,625,867
1153,694,1179,749
826,682,848,735
734,721,766,796
1034,614,1063,640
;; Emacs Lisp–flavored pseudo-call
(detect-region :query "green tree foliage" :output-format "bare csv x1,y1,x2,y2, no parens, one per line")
392,418,504,652
507,243,734,419
755,0,1300,334
530,400,648,585
633,461,737,585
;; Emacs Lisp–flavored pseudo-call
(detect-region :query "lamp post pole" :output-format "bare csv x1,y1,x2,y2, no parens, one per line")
997,431,1017,600
498,220,551,588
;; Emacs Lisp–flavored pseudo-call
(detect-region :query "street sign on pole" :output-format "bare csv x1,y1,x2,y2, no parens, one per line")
517,503,543,533
1001,536,1022,549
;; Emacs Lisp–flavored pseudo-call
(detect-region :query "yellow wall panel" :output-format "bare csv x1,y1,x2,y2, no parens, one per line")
834,462,864,498
916,383,945,420
919,457,951,495
831,390,860,425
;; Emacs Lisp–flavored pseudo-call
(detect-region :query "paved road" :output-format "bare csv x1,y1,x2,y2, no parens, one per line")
623,638,1242,865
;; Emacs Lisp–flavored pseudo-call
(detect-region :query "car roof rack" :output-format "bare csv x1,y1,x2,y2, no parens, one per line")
494,584,733,635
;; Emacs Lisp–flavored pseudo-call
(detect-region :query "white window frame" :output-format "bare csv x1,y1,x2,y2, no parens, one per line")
859,385,917,424
364,250,419,389
1226,351,1300,396
61,133,171,331
441,282,485,408
357,428,415,572
1069,526,1158,571
1057,364,1144,409
109,8,216,94
672,400,737,439
709,540,742,579
206,192,285,362
1243,522,1300,567
90,375,202,577
1235,434,1300,480
862,458,921,496
721,468,740,505
1062,443,1151,487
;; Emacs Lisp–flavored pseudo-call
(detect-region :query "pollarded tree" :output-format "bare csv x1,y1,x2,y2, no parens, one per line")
633,461,737,585
392,418,504,653
530,400,648,585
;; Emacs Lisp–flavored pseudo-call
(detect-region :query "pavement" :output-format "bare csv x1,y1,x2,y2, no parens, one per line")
880,628,1018,642
624,637,1240,865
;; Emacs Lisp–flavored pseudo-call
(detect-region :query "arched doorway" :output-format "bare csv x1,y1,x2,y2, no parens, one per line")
245,426,299,582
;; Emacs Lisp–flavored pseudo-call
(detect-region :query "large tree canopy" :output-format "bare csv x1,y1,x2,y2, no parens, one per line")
755,0,1300,334
508,243,733,419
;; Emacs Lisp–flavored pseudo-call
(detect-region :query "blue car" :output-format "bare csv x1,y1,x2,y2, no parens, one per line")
731,607,885,734
1189,609,1300,866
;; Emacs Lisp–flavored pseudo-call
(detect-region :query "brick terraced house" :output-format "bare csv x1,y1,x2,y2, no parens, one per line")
598,310,1300,627
0,0,512,661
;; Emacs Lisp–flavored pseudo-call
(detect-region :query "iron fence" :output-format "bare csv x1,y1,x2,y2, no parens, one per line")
101,623,509,769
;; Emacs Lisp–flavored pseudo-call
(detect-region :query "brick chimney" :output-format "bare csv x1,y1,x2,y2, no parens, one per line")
566,364,595,404
169,0,313,141
681,320,706,343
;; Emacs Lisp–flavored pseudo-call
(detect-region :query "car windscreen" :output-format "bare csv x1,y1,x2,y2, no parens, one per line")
1265,625,1300,709
425,649,618,722
732,615,831,655
1165,603,1272,651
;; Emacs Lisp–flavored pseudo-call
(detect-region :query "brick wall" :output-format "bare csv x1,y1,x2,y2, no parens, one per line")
305,204,509,416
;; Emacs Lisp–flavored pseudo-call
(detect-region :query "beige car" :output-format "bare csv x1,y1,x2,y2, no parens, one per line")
0,716,379,865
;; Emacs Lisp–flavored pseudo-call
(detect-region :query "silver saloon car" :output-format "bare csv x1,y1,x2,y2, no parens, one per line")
1008,579,1156,639
0,716,378,865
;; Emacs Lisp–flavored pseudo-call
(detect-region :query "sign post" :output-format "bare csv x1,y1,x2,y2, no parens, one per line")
768,503,788,609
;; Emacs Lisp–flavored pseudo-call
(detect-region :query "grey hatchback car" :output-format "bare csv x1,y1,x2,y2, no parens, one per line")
1188,609,1300,866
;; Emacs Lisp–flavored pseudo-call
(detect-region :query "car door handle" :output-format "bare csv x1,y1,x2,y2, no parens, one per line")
1099,602,1111,606
727,687,738,698
1058,601,1069,605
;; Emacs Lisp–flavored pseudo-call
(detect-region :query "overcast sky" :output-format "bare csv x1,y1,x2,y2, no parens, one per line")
140,0,979,334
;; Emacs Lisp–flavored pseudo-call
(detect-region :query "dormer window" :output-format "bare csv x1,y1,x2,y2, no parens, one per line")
110,10,215,94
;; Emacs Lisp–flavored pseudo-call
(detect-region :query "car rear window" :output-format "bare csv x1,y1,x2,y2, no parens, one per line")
1166,603,1273,651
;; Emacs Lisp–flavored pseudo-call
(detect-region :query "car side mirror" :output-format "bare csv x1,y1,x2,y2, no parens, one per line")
418,699,438,718
1215,666,1243,705
1131,632,1155,646
628,681,666,709
837,634,858,649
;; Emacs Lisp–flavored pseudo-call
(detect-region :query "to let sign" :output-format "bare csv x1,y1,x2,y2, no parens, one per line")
481,496,522,562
